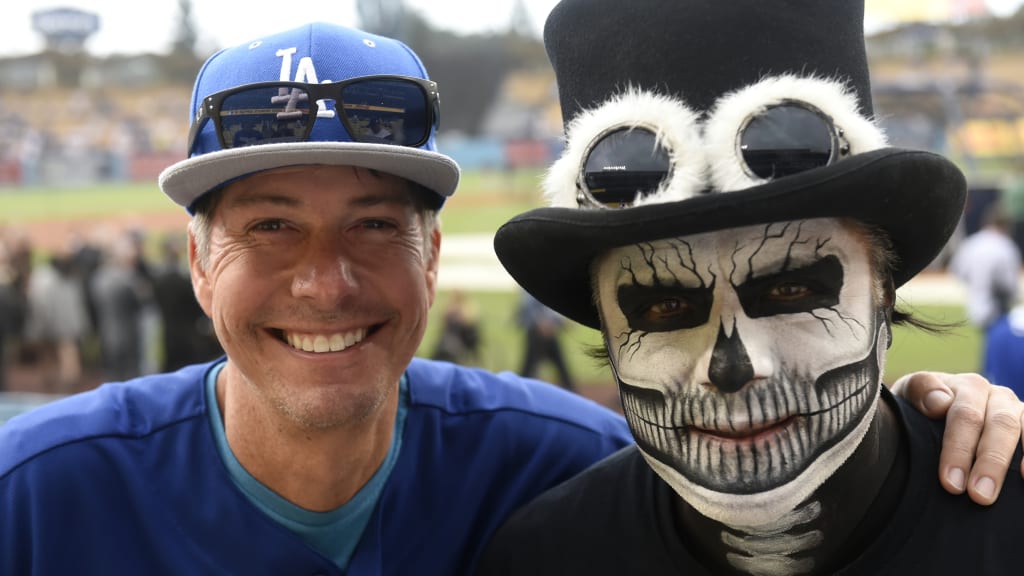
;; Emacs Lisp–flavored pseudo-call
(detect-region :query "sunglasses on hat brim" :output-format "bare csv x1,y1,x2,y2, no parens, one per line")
186,75,440,156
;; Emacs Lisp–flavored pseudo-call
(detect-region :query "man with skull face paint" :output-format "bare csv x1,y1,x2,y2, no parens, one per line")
480,0,1024,574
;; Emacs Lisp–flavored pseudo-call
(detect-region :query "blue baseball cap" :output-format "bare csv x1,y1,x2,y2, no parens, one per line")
159,21,459,212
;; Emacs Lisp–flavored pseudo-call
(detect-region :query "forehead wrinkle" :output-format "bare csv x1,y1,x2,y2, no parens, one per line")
224,191,300,210
223,187,414,212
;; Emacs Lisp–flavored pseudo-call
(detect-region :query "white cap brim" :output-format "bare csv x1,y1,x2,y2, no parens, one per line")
159,141,460,211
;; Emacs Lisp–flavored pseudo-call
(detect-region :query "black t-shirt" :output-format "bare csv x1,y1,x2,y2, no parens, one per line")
478,388,1024,575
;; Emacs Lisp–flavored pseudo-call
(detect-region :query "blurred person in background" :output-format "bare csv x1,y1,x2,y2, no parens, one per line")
22,243,90,394
950,202,1022,333
126,227,161,375
151,232,222,371
518,289,576,391
89,232,148,381
984,304,1024,395
430,289,481,365
2,18,1024,576
66,228,108,377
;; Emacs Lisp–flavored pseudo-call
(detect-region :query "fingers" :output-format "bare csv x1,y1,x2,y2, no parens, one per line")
916,372,988,498
891,371,1023,505
890,371,954,418
959,385,1021,505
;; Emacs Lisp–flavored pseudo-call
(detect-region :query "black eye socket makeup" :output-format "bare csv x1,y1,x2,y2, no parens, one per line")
733,255,845,318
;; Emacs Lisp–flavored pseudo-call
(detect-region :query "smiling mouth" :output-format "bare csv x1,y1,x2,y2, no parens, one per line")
275,327,372,353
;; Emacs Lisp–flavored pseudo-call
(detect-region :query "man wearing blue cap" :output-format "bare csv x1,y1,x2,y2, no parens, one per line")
0,20,1022,576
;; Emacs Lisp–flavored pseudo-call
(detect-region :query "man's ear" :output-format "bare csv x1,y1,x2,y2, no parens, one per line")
188,223,214,319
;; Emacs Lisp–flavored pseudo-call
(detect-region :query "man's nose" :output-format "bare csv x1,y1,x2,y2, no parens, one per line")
291,237,358,302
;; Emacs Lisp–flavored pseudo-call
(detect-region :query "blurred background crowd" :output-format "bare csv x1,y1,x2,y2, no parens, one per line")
0,224,222,394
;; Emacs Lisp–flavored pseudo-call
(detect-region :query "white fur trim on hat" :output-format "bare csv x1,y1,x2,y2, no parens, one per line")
545,77,889,210
543,87,707,208
704,74,888,193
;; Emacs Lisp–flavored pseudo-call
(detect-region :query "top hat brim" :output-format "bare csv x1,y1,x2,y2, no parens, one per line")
494,148,966,330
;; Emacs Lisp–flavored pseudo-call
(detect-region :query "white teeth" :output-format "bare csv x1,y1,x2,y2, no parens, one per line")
313,335,329,353
330,334,344,350
285,328,367,354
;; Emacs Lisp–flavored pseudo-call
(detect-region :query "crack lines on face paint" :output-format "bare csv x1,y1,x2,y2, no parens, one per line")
616,239,715,360
737,222,796,285
808,306,866,338
617,254,651,359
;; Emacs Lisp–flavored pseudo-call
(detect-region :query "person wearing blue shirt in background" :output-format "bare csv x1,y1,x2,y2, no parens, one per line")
2,19,1024,576
985,305,1024,396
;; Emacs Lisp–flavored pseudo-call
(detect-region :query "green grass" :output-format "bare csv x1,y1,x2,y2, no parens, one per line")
886,304,982,380
0,183,173,222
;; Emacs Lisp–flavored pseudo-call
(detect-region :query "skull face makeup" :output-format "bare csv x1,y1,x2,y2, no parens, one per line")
593,218,890,525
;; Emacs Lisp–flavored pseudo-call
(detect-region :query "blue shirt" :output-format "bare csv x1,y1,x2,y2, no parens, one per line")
1,358,631,575
984,307,1024,396
204,360,408,570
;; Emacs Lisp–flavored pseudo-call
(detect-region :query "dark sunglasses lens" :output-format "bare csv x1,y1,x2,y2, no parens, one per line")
220,85,312,148
583,128,671,208
740,104,834,179
339,79,430,145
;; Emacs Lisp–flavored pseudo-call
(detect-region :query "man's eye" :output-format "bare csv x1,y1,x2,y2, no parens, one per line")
252,220,285,232
768,283,813,301
645,299,690,321
356,218,400,232
734,256,843,318
617,284,713,332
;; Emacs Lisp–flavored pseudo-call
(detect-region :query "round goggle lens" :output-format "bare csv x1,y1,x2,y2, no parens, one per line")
740,104,835,180
582,128,671,208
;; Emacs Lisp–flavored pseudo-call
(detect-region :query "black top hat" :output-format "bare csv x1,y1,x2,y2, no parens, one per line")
494,0,966,329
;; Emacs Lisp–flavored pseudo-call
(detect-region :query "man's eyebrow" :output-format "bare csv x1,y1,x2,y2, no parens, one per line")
224,192,301,209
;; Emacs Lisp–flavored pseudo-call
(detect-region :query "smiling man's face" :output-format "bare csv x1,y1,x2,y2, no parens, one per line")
593,218,889,521
190,165,439,431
